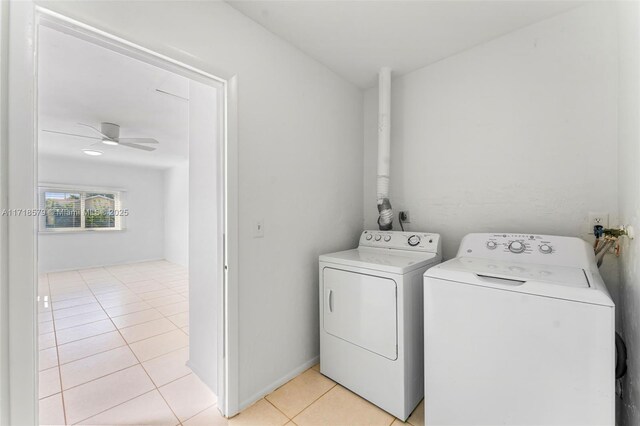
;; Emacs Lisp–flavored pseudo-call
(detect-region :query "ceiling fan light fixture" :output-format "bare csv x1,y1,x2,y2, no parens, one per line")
82,149,103,156
101,139,118,146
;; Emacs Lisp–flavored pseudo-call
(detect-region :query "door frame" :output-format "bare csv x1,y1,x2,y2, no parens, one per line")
2,3,240,423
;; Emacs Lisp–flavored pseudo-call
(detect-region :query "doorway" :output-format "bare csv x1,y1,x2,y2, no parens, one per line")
1,6,237,425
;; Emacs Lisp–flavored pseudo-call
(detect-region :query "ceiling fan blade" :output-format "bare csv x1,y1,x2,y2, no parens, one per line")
78,123,113,140
117,138,159,144
41,129,102,140
118,142,156,151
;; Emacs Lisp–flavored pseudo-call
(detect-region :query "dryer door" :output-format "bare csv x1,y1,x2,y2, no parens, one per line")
322,267,397,360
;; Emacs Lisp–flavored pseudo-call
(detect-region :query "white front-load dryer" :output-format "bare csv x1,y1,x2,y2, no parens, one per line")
424,233,615,426
319,230,441,420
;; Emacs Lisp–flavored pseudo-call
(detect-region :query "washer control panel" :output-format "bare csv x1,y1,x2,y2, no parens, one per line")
479,233,555,256
458,233,595,269
360,230,440,253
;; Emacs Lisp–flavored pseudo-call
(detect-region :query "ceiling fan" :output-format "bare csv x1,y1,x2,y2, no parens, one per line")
42,122,159,151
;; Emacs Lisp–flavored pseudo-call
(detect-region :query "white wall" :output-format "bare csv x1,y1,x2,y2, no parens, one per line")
188,80,219,392
36,0,364,408
164,161,189,267
364,4,619,262
616,3,640,425
38,156,165,272
0,1,10,423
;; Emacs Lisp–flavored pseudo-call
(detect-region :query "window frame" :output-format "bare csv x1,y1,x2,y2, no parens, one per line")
38,183,127,233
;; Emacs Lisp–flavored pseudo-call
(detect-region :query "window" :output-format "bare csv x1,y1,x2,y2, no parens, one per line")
39,186,126,232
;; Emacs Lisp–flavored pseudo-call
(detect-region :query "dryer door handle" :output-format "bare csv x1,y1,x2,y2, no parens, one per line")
327,289,334,313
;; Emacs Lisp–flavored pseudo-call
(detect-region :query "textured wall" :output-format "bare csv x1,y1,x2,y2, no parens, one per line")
363,4,619,262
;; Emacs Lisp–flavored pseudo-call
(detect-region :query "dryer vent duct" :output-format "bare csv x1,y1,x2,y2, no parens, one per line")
377,67,393,231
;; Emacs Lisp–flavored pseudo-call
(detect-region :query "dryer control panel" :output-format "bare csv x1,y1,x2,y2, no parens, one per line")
457,233,595,270
360,230,440,253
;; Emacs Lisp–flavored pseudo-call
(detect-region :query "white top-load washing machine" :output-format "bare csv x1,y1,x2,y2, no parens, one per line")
319,230,441,420
424,233,615,426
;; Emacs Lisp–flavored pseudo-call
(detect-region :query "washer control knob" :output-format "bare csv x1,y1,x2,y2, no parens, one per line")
539,244,552,254
374,234,382,241
486,241,497,250
365,234,373,240
384,235,391,242
508,241,526,253
408,235,421,247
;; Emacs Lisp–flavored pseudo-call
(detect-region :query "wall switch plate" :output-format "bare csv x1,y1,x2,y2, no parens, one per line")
588,212,609,233
253,219,264,238
399,210,411,223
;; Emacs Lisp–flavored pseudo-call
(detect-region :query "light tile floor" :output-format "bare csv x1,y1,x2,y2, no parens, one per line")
38,260,218,425
39,261,424,426
222,364,424,426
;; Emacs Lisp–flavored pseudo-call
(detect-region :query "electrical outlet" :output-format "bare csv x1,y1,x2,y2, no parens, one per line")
399,210,411,223
588,212,609,234
253,219,264,238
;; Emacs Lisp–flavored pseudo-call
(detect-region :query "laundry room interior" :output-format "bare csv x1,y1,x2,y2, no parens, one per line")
1,0,640,425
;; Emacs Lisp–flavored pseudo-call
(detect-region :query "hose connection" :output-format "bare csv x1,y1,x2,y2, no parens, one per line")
593,225,634,267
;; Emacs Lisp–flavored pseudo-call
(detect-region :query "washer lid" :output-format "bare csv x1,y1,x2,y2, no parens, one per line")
425,257,614,306
320,247,439,274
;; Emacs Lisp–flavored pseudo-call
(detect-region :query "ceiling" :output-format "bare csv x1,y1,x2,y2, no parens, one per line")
227,0,584,88
38,25,190,168
38,1,585,164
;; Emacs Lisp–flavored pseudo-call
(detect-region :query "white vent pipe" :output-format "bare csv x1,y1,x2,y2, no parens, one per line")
377,67,393,230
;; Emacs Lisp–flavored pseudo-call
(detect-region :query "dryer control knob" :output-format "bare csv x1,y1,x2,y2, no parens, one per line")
375,235,382,241
384,235,391,242
486,241,497,250
508,241,525,253
539,244,552,254
408,235,421,246
365,234,372,240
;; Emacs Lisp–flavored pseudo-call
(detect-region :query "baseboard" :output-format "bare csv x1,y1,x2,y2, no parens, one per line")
239,355,320,412
165,255,188,268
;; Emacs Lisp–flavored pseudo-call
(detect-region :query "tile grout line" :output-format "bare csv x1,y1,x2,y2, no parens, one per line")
50,263,181,424
59,269,117,423
47,276,182,304
178,401,219,425
62,267,142,424
44,271,70,425
56,341,127,367
55,327,189,370
78,264,185,425
48,299,100,313
274,371,338,423
46,262,191,425
53,302,186,352
51,342,190,396
82,283,184,301
263,397,293,421
53,328,120,348
115,265,194,426
52,304,186,365
71,388,159,425
109,264,188,426
52,278,111,347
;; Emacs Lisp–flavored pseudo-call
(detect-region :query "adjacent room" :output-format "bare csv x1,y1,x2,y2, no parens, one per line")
1,1,639,426
36,25,220,425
